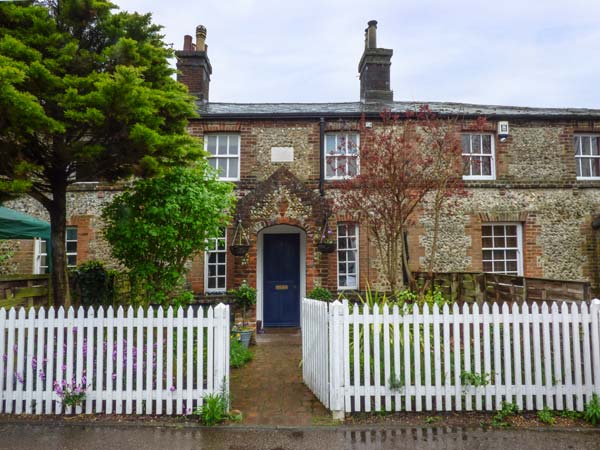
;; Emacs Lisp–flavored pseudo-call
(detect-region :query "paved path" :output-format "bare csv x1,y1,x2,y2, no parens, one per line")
230,328,330,425
1,422,599,450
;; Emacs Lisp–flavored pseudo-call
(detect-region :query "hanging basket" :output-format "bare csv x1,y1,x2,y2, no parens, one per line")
229,219,250,256
316,242,336,253
229,244,250,256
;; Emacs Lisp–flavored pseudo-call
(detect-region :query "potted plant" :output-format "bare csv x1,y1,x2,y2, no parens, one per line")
228,281,256,347
316,226,336,253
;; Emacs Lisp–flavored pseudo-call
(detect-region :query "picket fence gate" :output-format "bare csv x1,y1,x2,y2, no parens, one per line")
301,298,600,416
0,304,230,415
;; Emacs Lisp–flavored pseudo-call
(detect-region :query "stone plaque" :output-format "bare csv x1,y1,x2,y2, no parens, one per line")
271,147,294,163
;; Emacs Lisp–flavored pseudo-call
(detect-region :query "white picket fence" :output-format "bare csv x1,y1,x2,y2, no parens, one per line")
0,304,230,415
302,298,600,416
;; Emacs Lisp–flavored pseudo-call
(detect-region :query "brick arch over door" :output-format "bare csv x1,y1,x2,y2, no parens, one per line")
232,166,331,295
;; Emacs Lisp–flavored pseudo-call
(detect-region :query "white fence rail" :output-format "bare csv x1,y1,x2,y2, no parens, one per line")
302,298,600,415
0,304,230,415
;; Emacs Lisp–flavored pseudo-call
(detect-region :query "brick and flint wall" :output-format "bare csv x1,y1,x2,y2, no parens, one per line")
4,117,600,299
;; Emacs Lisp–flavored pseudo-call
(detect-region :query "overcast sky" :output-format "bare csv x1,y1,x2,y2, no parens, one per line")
116,0,600,108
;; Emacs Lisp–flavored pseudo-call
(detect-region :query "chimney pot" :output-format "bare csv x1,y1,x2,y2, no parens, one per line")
196,25,207,51
183,35,193,51
367,20,377,49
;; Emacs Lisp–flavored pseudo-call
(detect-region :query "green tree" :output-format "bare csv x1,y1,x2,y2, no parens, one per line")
0,1,202,305
102,166,236,306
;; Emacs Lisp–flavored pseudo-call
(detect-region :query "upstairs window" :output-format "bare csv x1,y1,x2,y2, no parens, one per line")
481,223,522,276
205,134,240,181
205,230,227,293
337,223,359,289
462,133,495,180
574,134,600,179
325,133,359,179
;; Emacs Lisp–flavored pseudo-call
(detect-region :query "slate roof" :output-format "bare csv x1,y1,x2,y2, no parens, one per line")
196,100,600,119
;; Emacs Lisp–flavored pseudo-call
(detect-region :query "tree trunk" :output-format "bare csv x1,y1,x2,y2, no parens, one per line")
49,185,71,307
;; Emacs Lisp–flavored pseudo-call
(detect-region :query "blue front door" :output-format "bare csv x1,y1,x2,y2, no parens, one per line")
263,233,300,327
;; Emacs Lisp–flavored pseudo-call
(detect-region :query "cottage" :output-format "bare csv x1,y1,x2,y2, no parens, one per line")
4,21,600,327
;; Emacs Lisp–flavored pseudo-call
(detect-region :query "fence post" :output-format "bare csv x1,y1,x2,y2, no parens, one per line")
591,299,600,394
329,300,345,420
213,303,230,402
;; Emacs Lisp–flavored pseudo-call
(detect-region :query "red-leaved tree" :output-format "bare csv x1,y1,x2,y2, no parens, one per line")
334,107,476,293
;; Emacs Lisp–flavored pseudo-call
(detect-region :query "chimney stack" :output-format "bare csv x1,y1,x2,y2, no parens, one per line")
358,20,393,102
175,25,212,103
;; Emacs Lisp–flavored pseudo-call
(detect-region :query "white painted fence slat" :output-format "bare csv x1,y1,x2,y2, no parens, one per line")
85,307,94,415
25,308,35,414
373,303,381,412
382,304,391,412
423,304,432,411
362,304,370,412
136,306,144,414
413,305,422,412
581,303,592,409
44,307,55,414
551,303,563,410
106,306,115,415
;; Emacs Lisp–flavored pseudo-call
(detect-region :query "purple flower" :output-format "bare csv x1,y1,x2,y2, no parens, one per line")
72,327,77,334
62,364,67,372
38,370,46,381
31,357,37,369
169,385,176,392
14,372,24,384
112,373,117,380
2,354,7,362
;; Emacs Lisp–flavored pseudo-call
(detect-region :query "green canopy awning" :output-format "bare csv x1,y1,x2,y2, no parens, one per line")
0,207,52,270
0,207,51,241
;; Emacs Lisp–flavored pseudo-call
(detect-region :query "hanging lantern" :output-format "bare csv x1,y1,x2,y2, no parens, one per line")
229,219,250,256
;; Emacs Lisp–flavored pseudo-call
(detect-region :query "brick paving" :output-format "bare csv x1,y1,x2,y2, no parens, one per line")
230,328,330,426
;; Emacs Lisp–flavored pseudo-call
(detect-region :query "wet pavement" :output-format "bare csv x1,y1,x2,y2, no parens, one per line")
230,328,329,425
0,422,599,450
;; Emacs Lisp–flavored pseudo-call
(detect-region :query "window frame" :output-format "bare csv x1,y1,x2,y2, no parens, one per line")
324,132,360,180
33,226,78,274
336,223,359,290
204,134,241,181
462,133,496,181
574,134,600,180
204,229,227,293
481,222,523,276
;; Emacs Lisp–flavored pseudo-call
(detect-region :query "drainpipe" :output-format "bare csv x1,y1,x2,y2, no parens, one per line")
319,117,325,196
593,216,600,297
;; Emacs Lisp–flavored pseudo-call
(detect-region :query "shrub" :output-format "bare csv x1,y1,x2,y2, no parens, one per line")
230,337,253,368
584,393,600,426
103,166,235,306
307,286,333,302
71,261,116,307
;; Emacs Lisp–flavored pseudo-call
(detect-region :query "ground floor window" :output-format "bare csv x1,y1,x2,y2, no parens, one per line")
337,223,359,289
34,226,78,274
481,223,523,275
205,230,227,293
